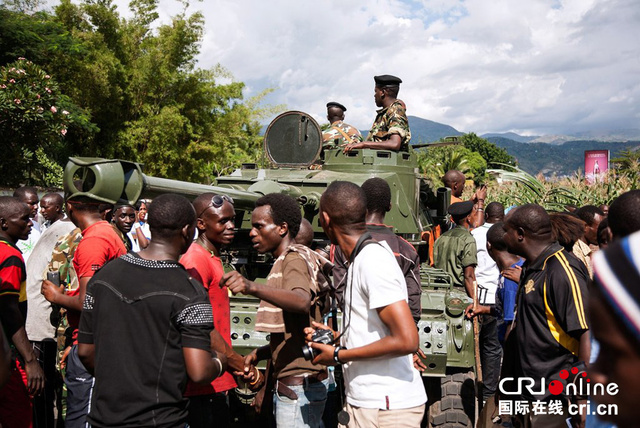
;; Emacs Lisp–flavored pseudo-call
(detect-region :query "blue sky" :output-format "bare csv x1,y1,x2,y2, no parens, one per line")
119,0,640,135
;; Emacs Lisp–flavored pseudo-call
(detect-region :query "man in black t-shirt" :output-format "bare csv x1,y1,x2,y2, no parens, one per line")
501,204,589,428
77,194,227,427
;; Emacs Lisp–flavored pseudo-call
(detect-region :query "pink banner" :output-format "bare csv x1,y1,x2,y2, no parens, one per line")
585,150,609,184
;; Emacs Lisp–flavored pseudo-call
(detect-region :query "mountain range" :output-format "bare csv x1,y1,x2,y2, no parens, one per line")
407,116,640,176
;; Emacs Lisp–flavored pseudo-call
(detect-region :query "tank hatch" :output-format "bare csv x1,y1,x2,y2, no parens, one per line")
264,111,322,167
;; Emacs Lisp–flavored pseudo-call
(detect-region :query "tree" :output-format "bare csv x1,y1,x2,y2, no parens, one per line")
460,132,515,167
417,145,487,187
0,58,92,186
0,0,280,185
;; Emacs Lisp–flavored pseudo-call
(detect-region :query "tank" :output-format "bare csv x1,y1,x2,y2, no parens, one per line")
63,111,477,427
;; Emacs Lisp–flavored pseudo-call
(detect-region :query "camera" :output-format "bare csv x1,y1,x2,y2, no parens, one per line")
302,329,334,361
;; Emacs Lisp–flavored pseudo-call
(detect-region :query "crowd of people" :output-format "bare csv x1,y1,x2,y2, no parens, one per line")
0,73,639,428
0,179,639,428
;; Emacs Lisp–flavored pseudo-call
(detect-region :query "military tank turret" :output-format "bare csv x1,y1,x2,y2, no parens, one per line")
64,111,477,427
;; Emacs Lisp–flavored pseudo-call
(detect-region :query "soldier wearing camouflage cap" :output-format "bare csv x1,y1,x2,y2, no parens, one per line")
343,75,411,153
322,102,363,148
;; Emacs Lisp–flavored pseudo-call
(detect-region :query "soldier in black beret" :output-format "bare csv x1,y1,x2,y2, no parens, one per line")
433,200,479,298
322,101,363,148
343,74,411,154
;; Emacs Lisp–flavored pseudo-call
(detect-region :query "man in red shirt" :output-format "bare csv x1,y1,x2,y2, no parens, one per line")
181,193,260,427
42,197,126,428
0,196,45,428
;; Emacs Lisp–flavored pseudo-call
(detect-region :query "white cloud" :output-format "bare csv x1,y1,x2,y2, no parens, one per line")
98,0,640,135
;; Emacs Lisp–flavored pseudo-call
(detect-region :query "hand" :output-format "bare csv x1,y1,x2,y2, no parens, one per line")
235,364,264,392
41,279,64,304
238,351,259,382
465,303,490,318
342,142,363,154
24,359,45,396
60,346,71,371
473,184,487,203
502,266,522,283
303,321,336,343
308,342,337,366
220,271,252,295
413,348,427,372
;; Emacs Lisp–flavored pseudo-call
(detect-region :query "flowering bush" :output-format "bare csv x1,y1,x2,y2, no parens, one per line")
0,58,73,186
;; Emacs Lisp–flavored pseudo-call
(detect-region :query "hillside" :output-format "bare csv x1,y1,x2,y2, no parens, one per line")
407,116,462,143
486,137,640,176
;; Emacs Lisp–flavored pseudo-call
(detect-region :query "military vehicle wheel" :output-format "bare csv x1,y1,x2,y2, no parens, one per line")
427,370,475,428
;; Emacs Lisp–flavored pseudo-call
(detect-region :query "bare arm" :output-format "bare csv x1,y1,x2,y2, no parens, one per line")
210,330,244,373
463,265,477,299
183,347,227,385
135,227,149,250
77,343,95,375
0,296,44,395
42,276,89,312
0,322,10,388
577,330,590,365
344,134,402,153
308,300,418,365
221,271,310,314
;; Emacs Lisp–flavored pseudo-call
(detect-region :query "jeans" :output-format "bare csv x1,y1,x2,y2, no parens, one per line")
479,313,502,401
274,377,329,428
65,345,94,428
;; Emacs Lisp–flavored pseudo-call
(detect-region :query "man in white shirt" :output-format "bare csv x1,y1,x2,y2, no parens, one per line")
470,202,504,403
307,181,426,427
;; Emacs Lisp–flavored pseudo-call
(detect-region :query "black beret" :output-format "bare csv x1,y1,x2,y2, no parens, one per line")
448,201,474,218
374,75,402,87
326,102,347,112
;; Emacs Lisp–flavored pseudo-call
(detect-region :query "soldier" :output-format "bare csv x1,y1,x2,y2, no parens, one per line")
322,102,363,148
433,201,479,298
343,75,411,153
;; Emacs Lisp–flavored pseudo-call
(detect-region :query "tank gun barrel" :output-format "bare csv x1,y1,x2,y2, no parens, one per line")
63,157,261,210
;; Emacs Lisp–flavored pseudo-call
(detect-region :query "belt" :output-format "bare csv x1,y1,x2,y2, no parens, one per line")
278,370,328,386
276,371,328,401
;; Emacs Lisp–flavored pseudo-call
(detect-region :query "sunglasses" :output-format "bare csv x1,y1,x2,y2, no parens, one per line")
197,195,234,218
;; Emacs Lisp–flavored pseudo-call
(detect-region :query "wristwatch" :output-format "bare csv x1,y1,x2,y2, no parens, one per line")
333,346,344,365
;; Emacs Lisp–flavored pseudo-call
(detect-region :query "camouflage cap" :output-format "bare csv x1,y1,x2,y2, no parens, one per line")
374,75,402,87
326,102,347,112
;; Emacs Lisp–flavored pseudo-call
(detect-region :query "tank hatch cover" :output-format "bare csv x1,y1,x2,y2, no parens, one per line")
264,111,322,167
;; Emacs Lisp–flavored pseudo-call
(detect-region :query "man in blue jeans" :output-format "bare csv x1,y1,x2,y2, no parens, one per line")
222,193,330,428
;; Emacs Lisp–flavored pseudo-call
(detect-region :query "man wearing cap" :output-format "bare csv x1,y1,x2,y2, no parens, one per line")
322,102,363,148
41,195,126,428
343,75,411,153
433,201,479,298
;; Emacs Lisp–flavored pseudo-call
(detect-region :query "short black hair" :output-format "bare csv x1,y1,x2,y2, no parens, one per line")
147,194,196,238
382,86,399,98
0,196,27,219
608,190,640,239
574,205,604,226
505,204,552,238
361,178,391,215
485,202,504,220
13,186,37,200
321,181,366,228
255,193,301,238
486,222,508,252
42,192,64,207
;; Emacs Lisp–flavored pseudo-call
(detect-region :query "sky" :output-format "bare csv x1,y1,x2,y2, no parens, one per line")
121,0,639,135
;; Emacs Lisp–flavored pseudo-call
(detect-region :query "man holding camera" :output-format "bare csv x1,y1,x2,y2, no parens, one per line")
221,193,331,428
307,181,426,428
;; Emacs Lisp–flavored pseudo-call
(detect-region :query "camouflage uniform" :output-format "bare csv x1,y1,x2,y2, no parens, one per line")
46,227,82,367
322,121,363,147
366,100,411,151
